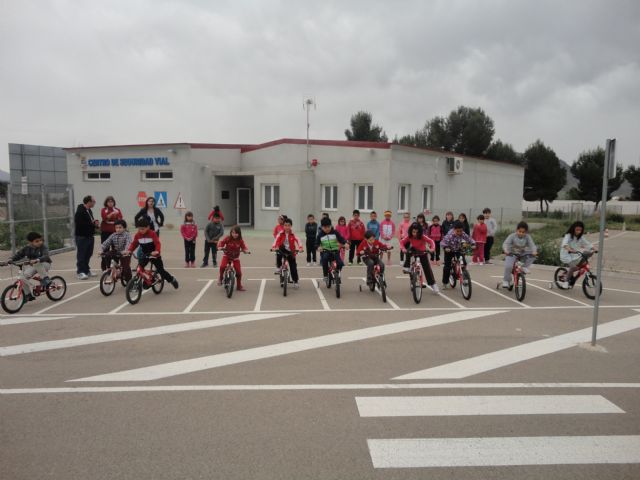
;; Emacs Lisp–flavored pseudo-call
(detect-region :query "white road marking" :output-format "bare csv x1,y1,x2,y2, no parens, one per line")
525,280,591,306
311,278,331,311
593,231,626,244
436,290,467,309
355,395,624,417
0,315,73,326
0,313,293,357
359,277,399,310
3,383,640,394
183,279,214,313
393,313,640,380
108,288,151,314
63,281,100,286
471,279,531,308
367,435,640,468
34,284,100,315
523,277,640,296
70,310,504,382
253,279,267,312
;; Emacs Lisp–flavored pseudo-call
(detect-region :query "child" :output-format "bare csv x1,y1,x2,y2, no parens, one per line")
441,211,455,237
180,211,198,268
416,213,427,230
272,218,304,289
357,230,390,286
304,214,318,266
483,208,497,264
379,210,396,264
335,216,350,262
401,222,438,293
317,217,348,283
427,215,443,264
559,221,595,288
202,214,224,268
471,214,487,265
318,212,330,235
273,215,286,273
218,226,250,291
207,205,225,222
458,213,470,236
348,209,366,265
397,212,411,263
127,218,179,289
100,196,123,271
1,232,52,301
101,219,133,282
441,221,475,288
367,211,381,240
501,221,537,288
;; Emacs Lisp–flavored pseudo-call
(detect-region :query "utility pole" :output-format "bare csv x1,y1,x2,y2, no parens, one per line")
303,97,316,169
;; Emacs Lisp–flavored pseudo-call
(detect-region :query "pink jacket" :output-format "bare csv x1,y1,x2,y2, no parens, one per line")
397,220,411,241
380,219,396,241
472,223,488,244
335,224,350,241
400,234,436,253
180,222,198,241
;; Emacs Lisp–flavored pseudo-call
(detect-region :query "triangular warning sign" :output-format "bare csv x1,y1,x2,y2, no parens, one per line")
174,192,186,209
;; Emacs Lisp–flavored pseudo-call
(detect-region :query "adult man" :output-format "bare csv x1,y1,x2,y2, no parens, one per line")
75,195,99,279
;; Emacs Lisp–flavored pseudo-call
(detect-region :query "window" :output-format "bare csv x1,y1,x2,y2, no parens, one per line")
322,185,338,210
398,184,410,212
142,171,173,181
84,171,110,181
263,184,280,209
355,184,373,211
422,186,432,211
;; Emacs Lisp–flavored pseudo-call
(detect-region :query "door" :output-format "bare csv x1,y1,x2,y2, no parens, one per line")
236,188,252,226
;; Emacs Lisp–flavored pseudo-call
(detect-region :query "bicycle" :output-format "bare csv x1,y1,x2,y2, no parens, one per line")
124,252,164,305
0,261,66,314
552,250,602,300
322,248,345,299
497,253,535,302
272,248,303,297
359,248,392,303
220,249,250,299
447,247,473,300
407,249,429,304
99,252,127,296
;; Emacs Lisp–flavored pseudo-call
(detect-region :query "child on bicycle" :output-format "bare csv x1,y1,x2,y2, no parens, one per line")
180,211,198,268
317,217,348,283
273,215,287,274
101,219,133,283
441,220,475,289
127,218,179,289
1,232,52,302
380,210,395,264
218,225,250,291
560,221,595,288
401,222,439,293
357,230,390,287
272,218,304,289
501,221,537,288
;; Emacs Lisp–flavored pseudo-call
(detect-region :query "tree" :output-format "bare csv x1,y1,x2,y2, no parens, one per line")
424,116,453,151
625,165,640,201
522,140,567,212
570,147,624,208
393,130,428,148
445,106,495,156
485,139,522,164
344,111,388,142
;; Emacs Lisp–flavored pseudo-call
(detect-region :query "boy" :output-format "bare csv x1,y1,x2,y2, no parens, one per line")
1,232,52,301
441,221,476,289
317,217,348,283
379,210,396,264
126,218,179,289
272,218,304,289
348,209,365,265
202,213,224,267
483,208,498,264
318,212,330,235
502,221,537,288
367,211,381,240
304,214,318,266
357,230,390,286
397,212,411,263
101,219,133,282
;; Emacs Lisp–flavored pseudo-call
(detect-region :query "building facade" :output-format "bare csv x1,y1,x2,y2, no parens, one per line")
65,139,524,230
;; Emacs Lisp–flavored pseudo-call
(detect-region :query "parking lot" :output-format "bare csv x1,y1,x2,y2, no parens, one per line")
2,230,640,479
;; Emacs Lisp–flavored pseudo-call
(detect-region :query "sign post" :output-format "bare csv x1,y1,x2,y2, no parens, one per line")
591,138,615,346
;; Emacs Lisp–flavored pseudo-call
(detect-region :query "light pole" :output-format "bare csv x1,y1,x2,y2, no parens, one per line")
303,97,316,169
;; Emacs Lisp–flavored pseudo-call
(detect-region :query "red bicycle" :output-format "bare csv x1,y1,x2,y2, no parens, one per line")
322,248,345,299
124,253,164,304
553,250,602,300
220,249,250,298
498,253,535,302
446,246,472,300
272,248,303,297
99,251,127,296
0,261,67,313
359,248,392,303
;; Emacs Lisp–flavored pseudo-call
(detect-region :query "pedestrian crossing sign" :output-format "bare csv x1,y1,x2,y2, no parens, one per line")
174,192,186,209
154,191,167,208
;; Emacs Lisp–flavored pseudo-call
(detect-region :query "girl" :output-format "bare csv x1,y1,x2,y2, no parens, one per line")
335,216,350,261
416,213,427,230
441,211,455,237
207,205,225,222
134,197,164,236
458,213,470,236
180,211,198,268
471,214,487,264
379,211,396,264
218,226,250,291
427,215,443,265
401,222,439,293
397,212,411,263
100,196,123,271
560,221,595,288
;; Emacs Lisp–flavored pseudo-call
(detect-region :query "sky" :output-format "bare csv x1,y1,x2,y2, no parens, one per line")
1,0,639,170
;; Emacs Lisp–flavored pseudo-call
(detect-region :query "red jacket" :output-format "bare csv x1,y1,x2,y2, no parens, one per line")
207,209,225,221
180,222,198,241
348,218,366,241
218,236,248,260
273,224,285,238
100,207,123,234
272,231,303,255
472,223,488,244
400,234,436,254
128,230,161,255
356,239,389,257
427,223,443,242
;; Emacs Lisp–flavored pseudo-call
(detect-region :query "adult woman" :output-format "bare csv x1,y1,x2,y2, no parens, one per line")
100,196,123,270
134,197,165,236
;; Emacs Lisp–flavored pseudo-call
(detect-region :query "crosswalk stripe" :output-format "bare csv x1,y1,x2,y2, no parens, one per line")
0,315,73,326
355,395,624,417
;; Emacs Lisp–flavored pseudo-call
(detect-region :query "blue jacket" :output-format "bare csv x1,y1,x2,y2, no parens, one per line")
367,220,381,239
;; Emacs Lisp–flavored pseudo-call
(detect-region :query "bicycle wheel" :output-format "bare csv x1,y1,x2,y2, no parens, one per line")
45,276,67,301
411,271,422,304
151,272,164,294
449,266,457,288
378,275,387,303
100,270,116,296
460,270,472,300
554,268,569,289
125,277,143,305
515,273,526,302
335,271,341,298
282,270,288,297
225,270,235,298
582,274,602,300
1,283,25,314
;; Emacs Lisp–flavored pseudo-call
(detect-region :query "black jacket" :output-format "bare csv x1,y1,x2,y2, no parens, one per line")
304,222,318,239
134,207,164,231
11,244,51,264
74,204,96,237
442,219,455,237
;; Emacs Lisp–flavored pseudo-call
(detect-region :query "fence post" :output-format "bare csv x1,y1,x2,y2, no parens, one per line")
41,184,49,248
7,184,16,254
68,185,76,248
499,207,504,229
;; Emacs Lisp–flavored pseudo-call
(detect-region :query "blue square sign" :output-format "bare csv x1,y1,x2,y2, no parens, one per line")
154,191,168,209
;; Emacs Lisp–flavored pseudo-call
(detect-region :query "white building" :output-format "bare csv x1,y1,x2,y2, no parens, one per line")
65,139,524,230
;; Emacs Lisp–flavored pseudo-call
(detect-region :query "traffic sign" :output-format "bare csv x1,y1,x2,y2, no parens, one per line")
154,191,167,209
137,191,147,208
174,192,186,209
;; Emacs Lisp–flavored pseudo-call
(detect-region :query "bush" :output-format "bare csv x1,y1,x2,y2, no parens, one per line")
550,210,565,219
606,213,625,223
535,238,562,266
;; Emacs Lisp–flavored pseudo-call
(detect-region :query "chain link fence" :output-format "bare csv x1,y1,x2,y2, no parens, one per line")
0,182,75,255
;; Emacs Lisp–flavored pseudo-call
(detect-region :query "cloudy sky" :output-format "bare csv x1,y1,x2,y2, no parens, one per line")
1,0,639,170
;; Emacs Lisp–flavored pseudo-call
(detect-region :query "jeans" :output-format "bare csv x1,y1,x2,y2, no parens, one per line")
404,253,435,286
321,251,344,277
184,240,196,263
305,238,317,263
430,240,441,262
139,256,174,283
364,256,385,283
503,255,535,283
280,249,300,282
349,240,362,263
485,236,494,262
203,242,218,265
76,235,95,275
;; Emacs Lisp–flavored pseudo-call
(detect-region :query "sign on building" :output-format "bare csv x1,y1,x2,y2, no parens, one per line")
174,192,186,209
154,191,167,208
137,191,147,208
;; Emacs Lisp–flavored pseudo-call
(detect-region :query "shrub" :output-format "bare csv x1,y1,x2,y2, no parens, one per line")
606,213,625,223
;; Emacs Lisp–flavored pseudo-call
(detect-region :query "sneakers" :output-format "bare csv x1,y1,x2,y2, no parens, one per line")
348,262,353,266
213,262,217,267
26,293,36,302
171,278,179,289
237,286,247,292
522,267,530,274
293,282,299,289
88,271,97,277
274,268,281,274
323,276,329,285
431,284,440,294
184,263,190,268
502,280,510,288
560,281,569,289
200,263,208,268
441,283,450,290
402,267,411,274
78,273,89,280
306,262,311,267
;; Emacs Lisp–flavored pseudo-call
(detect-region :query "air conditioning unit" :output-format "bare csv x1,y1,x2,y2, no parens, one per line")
447,156,463,174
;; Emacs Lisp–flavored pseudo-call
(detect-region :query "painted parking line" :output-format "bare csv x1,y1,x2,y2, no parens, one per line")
253,279,267,312
367,435,640,468
0,315,74,326
357,277,399,310
70,310,505,382
34,284,100,315
524,277,640,296
393,313,640,380
311,278,331,311
526,280,591,306
108,288,151,314
471,279,531,308
183,279,214,313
